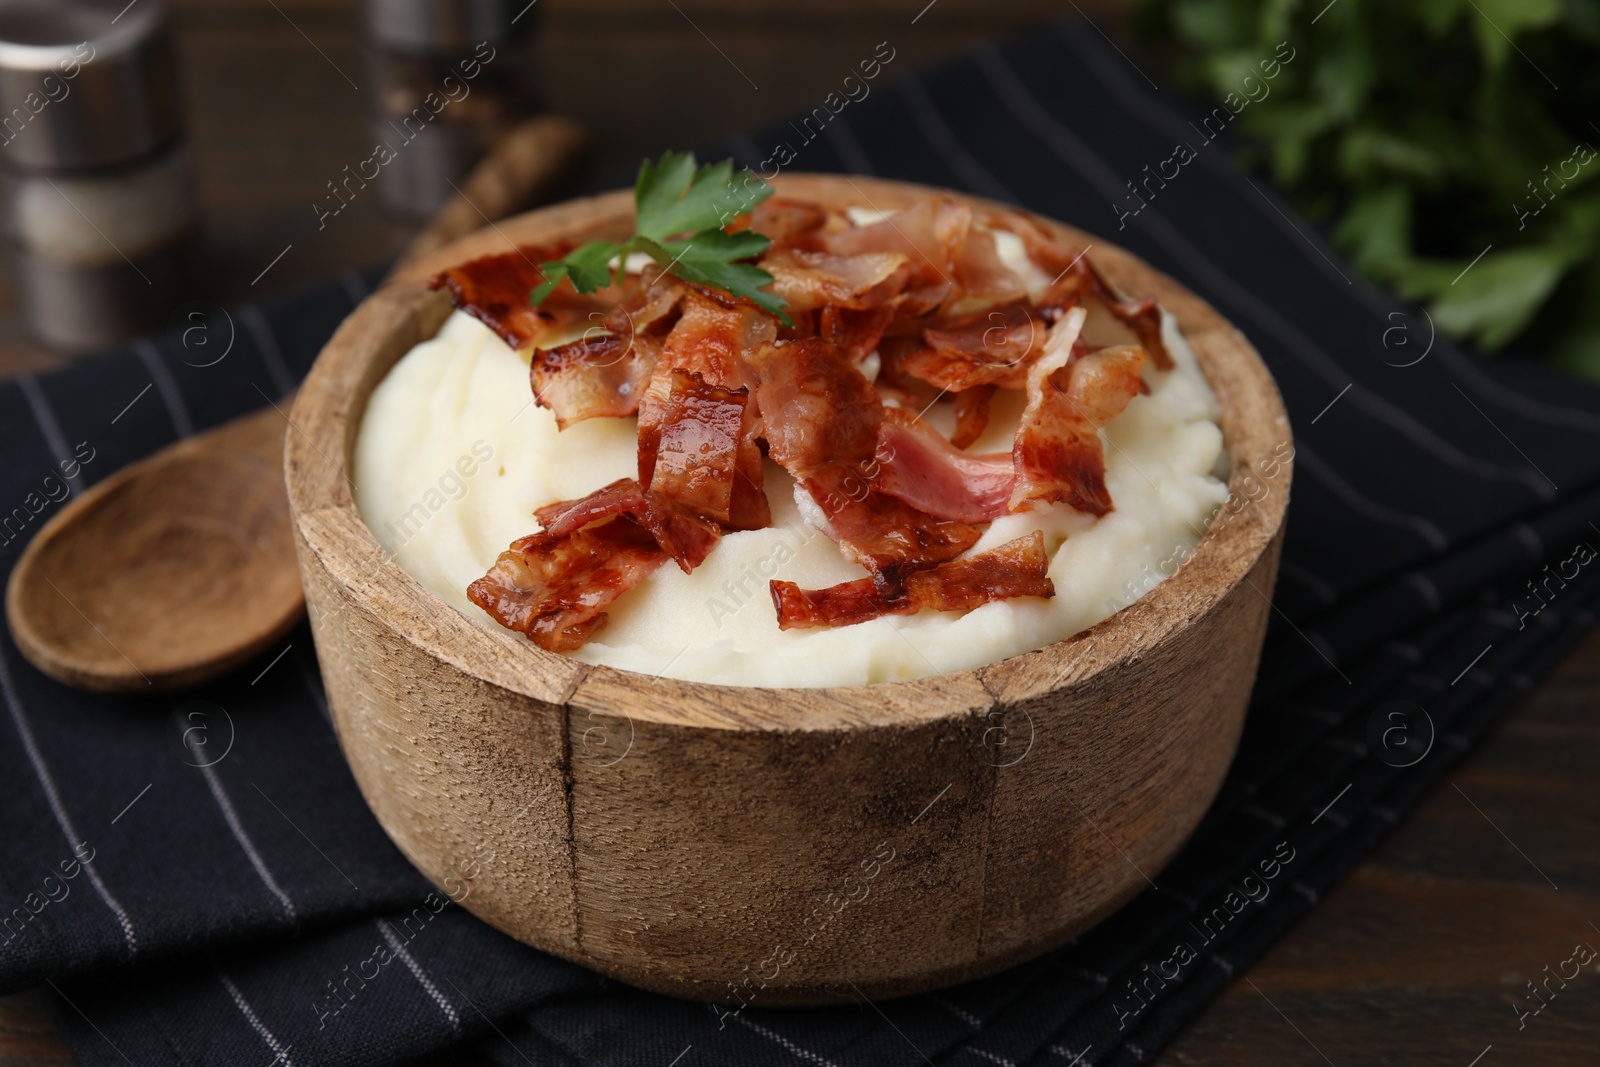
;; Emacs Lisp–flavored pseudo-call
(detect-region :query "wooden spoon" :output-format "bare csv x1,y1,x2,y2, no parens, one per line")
7,404,304,691
4,115,591,692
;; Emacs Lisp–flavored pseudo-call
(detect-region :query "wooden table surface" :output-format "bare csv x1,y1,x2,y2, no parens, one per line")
2,2,1596,1064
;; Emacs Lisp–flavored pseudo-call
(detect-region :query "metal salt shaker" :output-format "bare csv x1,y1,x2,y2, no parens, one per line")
0,0,199,352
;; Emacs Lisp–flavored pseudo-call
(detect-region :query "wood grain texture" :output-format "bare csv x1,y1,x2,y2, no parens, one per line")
3,404,303,692
1154,632,1600,1066
285,173,1291,1002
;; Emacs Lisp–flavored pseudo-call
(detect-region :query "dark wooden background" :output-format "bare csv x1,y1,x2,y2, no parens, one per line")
0,0,1105,376
2,2,1597,1064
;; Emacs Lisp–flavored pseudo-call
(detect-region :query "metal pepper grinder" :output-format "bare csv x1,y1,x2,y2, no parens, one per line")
0,0,199,352
362,0,542,219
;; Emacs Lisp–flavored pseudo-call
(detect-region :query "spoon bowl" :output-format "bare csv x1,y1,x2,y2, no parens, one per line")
5,403,302,692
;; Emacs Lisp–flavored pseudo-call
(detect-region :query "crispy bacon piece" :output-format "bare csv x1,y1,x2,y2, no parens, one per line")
815,198,970,293
987,210,1073,274
731,197,828,243
798,468,983,573
902,301,1045,391
750,338,983,570
653,288,776,387
749,337,881,468
771,532,1055,629
873,409,1014,524
951,384,996,449
1011,308,1146,516
534,478,642,535
637,369,751,525
639,291,776,530
533,477,719,572
724,430,772,532
531,333,656,429
953,226,1029,307
527,273,683,429
430,243,617,350
761,247,909,312
873,336,942,411
1034,246,1172,373
468,521,666,652
820,304,897,364
986,208,1171,370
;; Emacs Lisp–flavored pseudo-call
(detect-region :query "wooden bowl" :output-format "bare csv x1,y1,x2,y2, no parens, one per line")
286,174,1291,1005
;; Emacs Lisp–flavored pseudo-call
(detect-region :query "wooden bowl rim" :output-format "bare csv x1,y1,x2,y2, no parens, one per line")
287,173,1292,733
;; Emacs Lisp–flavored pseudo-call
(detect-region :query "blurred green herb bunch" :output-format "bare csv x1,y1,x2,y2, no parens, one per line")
1135,0,1600,379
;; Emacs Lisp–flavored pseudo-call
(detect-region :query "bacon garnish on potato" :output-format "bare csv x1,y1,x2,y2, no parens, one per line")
429,243,613,351
638,369,752,526
530,280,680,428
872,409,1015,525
729,196,828,244
749,338,985,572
951,384,997,449
467,520,667,652
442,196,1173,647
901,301,1046,392
638,290,775,530
763,247,909,312
1011,308,1147,517
771,532,1054,629
533,477,721,573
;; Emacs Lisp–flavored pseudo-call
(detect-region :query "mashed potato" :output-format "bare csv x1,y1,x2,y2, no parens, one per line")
354,234,1227,687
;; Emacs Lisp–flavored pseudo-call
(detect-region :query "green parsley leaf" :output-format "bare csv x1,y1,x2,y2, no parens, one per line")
634,152,774,238
529,151,787,324
658,230,789,321
530,240,619,306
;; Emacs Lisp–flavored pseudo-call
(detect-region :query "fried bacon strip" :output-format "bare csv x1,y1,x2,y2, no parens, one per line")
797,467,984,573
952,226,1029,307
638,290,775,530
530,275,683,429
770,532,1054,629
748,336,881,468
750,337,983,571
732,196,828,243
637,369,752,525
901,301,1045,391
986,208,1172,371
951,384,997,449
1029,244,1171,373
872,409,1014,524
430,244,612,350
1011,307,1147,517
468,521,666,652
533,477,720,572
814,198,970,303
820,304,897,365
762,247,909,312
530,332,656,429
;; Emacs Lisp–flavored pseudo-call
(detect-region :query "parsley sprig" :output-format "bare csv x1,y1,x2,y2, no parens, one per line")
529,152,791,324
